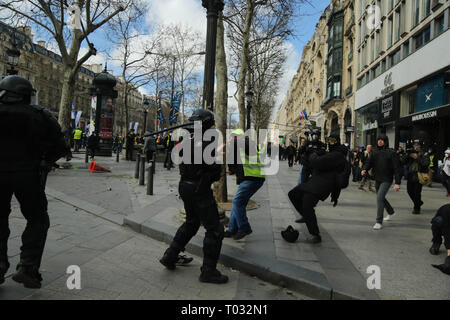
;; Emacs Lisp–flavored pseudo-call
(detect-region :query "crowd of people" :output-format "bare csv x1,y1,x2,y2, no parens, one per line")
1,74,448,290
278,132,450,275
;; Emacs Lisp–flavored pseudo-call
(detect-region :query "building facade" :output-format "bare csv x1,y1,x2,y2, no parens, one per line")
275,0,358,148
321,0,357,147
355,0,450,158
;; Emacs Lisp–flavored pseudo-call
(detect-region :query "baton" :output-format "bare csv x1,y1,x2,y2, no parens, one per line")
143,122,194,137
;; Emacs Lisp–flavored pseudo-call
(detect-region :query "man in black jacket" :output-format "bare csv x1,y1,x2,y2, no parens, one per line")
125,129,136,160
288,135,347,243
159,109,228,284
0,76,68,288
401,141,430,214
429,204,450,275
286,142,296,167
362,136,401,230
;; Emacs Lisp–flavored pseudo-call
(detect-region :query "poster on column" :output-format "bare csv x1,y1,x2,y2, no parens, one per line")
99,96,114,140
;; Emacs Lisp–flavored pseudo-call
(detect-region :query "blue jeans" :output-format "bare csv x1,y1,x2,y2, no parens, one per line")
228,180,265,233
297,166,303,185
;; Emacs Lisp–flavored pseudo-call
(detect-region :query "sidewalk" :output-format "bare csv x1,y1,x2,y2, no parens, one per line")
41,153,450,299
1,152,307,300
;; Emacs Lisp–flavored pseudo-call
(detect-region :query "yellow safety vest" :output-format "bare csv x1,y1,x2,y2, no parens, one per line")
74,129,82,140
429,155,434,168
239,148,265,179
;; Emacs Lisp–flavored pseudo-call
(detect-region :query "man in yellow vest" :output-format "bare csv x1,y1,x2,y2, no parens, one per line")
73,127,82,152
225,129,265,240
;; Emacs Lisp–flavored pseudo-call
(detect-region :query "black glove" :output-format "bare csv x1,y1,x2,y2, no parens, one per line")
432,256,450,275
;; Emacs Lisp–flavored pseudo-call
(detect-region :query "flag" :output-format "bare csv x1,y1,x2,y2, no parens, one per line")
157,91,165,125
300,109,309,121
169,91,183,125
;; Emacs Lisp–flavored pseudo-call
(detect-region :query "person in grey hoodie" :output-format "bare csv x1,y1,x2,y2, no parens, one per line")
361,136,402,230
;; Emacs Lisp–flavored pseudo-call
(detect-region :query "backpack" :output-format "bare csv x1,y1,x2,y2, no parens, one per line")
337,159,352,189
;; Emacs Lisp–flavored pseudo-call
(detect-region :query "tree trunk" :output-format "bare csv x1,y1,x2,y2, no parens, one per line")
237,0,254,130
123,83,129,133
213,11,228,203
58,68,76,133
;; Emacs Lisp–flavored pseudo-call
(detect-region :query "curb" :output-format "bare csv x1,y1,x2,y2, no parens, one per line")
124,217,364,300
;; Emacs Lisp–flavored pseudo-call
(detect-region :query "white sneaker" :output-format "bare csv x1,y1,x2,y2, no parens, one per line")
383,213,395,221
373,223,383,230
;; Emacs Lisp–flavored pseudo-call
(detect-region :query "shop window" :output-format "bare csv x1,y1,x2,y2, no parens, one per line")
374,64,381,78
414,0,420,27
403,41,410,57
424,0,431,18
392,49,401,65
435,15,445,36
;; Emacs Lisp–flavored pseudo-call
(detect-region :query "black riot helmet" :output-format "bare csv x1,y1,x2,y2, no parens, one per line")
0,75,36,105
281,225,299,243
188,108,215,131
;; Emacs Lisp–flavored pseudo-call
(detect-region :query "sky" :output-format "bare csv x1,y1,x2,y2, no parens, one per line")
17,0,331,121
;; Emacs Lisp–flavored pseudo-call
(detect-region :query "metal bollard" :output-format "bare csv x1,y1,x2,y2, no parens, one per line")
116,148,119,163
85,148,89,163
152,153,156,174
134,152,140,179
139,155,145,186
147,161,154,195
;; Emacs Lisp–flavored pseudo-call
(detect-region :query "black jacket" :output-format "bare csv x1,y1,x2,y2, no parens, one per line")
0,103,67,172
286,145,296,157
362,147,401,184
401,150,430,182
299,146,347,201
179,136,221,193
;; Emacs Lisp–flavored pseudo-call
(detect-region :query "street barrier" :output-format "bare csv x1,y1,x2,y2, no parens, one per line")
134,152,141,179
139,155,145,186
147,161,154,195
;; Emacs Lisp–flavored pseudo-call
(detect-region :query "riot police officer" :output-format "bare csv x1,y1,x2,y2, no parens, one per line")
0,76,68,288
159,109,228,284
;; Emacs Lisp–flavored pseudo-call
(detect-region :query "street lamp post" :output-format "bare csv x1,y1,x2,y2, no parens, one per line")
202,0,224,111
245,89,254,130
143,97,150,133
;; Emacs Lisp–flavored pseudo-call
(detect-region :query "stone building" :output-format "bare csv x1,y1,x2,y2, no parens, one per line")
0,22,156,134
275,0,357,147
354,0,450,158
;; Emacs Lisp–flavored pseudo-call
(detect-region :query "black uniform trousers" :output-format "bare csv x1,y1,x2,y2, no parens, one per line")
0,171,49,270
407,179,423,210
288,155,294,167
288,186,321,236
431,219,450,250
171,181,224,268
126,146,133,160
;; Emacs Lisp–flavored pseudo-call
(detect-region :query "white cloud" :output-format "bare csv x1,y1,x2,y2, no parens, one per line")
277,41,300,108
145,0,206,37
78,47,107,66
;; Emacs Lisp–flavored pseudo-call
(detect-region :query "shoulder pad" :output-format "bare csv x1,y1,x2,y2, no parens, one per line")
32,104,57,120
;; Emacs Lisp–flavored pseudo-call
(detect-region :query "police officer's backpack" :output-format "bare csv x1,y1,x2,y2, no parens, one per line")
337,160,351,189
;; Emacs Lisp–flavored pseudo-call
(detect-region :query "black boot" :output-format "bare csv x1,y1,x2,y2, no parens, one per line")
0,261,9,285
305,234,322,244
12,265,42,289
159,247,180,270
429,243,441,255
199,266,228,284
